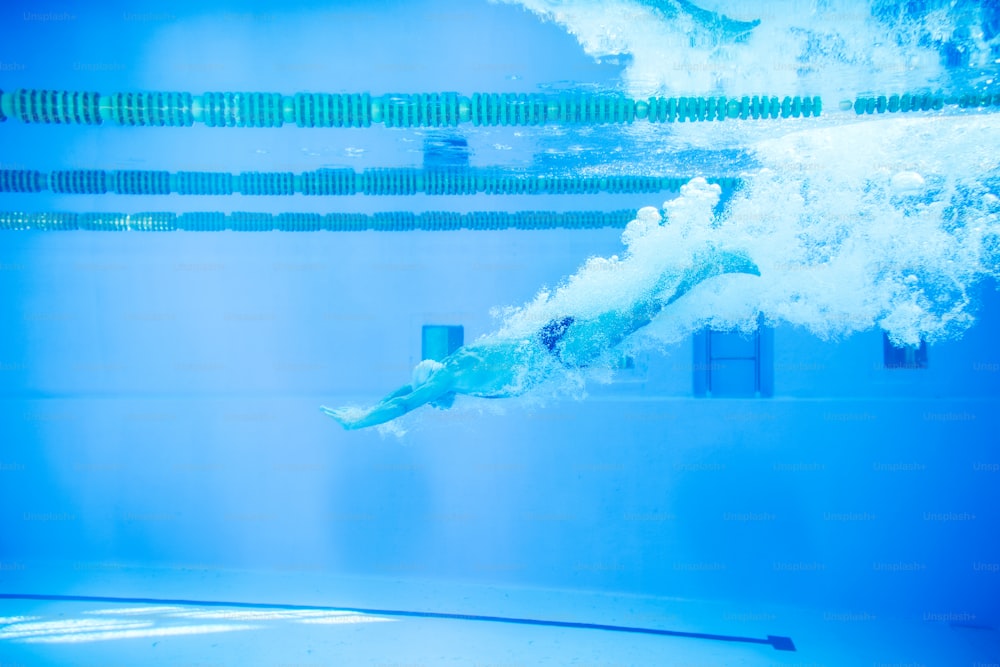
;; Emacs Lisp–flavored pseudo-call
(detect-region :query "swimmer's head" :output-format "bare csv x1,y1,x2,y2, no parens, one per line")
411,359,445,388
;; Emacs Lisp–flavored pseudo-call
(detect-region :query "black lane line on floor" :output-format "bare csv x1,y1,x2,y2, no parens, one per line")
0,593,797,652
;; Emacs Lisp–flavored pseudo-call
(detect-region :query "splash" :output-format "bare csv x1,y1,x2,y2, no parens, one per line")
717,113,1000,346
375,420,409,439
485,0,1000,350
494,0,998,98
490,176,757,348
492,114,1000,354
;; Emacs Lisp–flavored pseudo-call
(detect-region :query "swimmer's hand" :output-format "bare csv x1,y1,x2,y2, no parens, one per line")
320,405,365,430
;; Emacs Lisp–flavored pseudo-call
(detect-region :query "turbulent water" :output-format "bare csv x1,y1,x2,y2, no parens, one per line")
494,0,1000,99
485,0,1000,355
494,111,1000,356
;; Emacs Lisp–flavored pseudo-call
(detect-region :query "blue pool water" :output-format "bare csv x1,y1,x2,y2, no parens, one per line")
1,1,999,664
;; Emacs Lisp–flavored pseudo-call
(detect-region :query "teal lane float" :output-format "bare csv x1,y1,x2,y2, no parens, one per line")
0,210,639,232
0,168,741,196
843,91,1000,114
0,89,821,127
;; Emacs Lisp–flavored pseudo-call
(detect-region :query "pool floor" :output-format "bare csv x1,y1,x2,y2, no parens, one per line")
1,566,995,665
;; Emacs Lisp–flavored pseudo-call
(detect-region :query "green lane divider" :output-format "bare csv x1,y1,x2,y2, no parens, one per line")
0,168,741,196
0,210,638,232
0,88,821,127
841,90,1000,114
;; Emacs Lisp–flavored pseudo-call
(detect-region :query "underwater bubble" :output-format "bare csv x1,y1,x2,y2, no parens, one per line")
891,171,925,193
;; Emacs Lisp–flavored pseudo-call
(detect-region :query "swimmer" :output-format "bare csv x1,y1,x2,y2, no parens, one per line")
322,247,759,430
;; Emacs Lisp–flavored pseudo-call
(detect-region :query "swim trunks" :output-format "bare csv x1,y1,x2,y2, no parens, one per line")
538,316,575,360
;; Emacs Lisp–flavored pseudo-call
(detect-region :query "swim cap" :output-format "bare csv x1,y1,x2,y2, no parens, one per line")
411,359,445,387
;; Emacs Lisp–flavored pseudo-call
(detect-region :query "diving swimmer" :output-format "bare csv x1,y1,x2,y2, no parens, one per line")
321,247,759,430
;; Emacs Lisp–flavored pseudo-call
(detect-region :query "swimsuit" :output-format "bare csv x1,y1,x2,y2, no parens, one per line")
538,316,575,361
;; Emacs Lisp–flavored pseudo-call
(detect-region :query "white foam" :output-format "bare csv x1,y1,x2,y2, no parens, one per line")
375,420,408,439
891,171,925,193
493,0,986,99
731,114,999,344
334,4,996,425
491,114,1000,367
492,175,755,345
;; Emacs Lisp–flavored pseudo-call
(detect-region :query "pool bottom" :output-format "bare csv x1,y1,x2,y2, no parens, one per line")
0,592,796,653
0,566,995,665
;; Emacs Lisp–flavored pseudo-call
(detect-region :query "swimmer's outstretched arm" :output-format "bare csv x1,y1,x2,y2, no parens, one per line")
321,374,454,430
383,384,415,401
